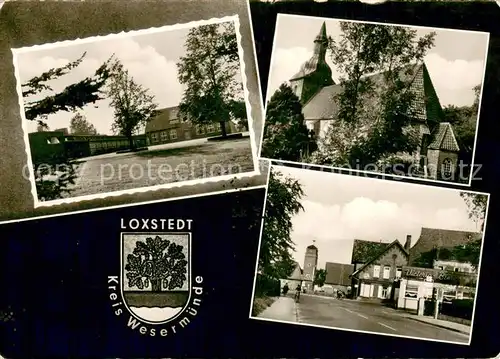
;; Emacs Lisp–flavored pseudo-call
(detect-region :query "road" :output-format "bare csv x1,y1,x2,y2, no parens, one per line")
295,294,469,343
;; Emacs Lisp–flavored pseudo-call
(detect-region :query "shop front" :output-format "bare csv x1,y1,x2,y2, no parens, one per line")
397,266,477,311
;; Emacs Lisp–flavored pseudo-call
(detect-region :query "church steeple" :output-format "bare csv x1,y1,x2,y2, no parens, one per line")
289,22,334,104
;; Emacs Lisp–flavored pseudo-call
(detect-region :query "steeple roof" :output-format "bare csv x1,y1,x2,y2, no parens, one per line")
290,22,333,82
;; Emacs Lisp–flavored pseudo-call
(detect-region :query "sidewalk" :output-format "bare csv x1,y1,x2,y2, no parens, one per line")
258,296,298,322
402,314,471,335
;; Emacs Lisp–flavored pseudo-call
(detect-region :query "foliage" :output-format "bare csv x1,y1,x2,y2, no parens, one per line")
177,21,242,137
262,83,316,161
69,112,98,135
21,52,113,200
314,268,327,287
440,299,474,321
258,168,304,280
22,52,113,127
37,123,49,132
125,235,187,292
106,58,158,149
312,22,435,168
460,192,488,232
254,274,281,298
228,99,249,131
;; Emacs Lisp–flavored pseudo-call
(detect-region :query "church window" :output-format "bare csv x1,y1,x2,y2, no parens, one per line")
442,158,453,177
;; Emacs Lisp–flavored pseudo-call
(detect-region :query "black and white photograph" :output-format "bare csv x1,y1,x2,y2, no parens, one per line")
250,164,489,345
13,16,259,208
260,14,489,185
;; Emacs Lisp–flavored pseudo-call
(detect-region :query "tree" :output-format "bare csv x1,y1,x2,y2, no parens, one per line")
451,240,482,270
125,235,187,292
37,123,49,132
261,83,317,161
314,268,327,287
69,112,98,135
460,192,488,232
106,58,158,150
312,22,435,168
21,52,113,200
228,99,249,131
177,21,243,138
258,168,304,280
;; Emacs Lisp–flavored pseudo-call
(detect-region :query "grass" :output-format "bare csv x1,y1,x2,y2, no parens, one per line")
252,296,277,317
124,291,189,307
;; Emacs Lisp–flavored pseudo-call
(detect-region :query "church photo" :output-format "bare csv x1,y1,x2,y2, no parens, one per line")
260,14,489,185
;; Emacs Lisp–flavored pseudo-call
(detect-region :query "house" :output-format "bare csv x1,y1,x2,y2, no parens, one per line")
288,22,461,181
144,106,238,145
349,228,481,308
350,236,411,300
280,261,303,292
323,262,354,294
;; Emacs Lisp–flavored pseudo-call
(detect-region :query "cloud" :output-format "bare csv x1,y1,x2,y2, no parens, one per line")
290,196,478,268
17,36,183,135
424,52,485,107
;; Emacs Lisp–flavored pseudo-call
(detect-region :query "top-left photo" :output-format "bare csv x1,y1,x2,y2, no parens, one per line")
0,0,265,223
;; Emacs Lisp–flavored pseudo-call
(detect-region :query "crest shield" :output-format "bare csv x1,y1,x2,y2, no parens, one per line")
121,232,191,324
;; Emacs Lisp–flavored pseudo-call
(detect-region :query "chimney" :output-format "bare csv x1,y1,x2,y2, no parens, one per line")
404,235,412,251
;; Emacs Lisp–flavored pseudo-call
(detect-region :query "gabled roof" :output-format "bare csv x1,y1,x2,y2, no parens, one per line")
302,63,444,125
351,239,409,277
351,239,390,263
325,262,354,286
409,227,481,265
145,106,180,133
428,122,460,152
287,261,303,281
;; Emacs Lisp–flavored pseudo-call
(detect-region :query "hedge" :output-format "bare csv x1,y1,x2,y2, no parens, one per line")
423,298,474,320
254,273,281,297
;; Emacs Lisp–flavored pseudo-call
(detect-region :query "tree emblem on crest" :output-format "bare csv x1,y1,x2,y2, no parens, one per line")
125,235,187,292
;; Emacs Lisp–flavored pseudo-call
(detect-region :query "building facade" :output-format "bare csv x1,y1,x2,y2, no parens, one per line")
288,22,461,181
28,130,146,163
302,244,318,292
145,106,238,145
323,262,354,295
350,237,410,300
280,261,303,292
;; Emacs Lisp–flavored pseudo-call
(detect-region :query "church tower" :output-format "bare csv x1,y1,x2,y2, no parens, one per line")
289,22,335,104
302,242,318,292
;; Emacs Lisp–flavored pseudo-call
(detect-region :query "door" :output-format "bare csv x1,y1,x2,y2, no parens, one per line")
377,285,383,298
360,283,371,297
184,130,191,140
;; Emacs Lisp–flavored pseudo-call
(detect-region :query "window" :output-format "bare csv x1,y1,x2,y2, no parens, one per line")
151,132,158,143
160,131,168,142
196,126,205,135
396,267,402,278
383,266,390,279
442,158,453,178
47,137,60,144
169,118,179,124
405,284,419,299
373,265,380,278
454,267,459,272
170,129,177,140
206,123,216,133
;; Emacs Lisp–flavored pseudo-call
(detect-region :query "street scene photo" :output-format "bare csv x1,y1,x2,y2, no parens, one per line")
260,14,489,185
13,16,257,207
250,164,489,345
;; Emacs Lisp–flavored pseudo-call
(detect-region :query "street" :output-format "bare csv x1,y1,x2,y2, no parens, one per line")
260,294,469,344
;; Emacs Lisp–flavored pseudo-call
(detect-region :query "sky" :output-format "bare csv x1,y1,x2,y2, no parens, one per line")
15,20,242,136
267,14,489,108
270,165,485,270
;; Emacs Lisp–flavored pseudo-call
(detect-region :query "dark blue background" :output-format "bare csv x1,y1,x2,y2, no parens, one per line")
1,1,500,358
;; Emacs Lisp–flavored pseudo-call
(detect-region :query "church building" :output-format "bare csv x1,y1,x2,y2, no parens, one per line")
288,22,461,181
302,243,318,292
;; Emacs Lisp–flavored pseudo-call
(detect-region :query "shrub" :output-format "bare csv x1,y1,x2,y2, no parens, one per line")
254,274,281,297
440,299,474,320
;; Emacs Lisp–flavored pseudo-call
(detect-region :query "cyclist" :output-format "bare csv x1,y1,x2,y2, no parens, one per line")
294,284,302,302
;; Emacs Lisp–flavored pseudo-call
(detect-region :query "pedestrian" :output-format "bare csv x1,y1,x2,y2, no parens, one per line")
282,283,289,296
295,283,302,302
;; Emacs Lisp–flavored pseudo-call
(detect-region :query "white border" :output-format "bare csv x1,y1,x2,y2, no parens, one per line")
248,162,491,346
257,13,491,188
120,232,192,325
12,15,261,208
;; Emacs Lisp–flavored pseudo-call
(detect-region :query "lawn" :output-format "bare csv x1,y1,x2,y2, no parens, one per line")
59,137,255,199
